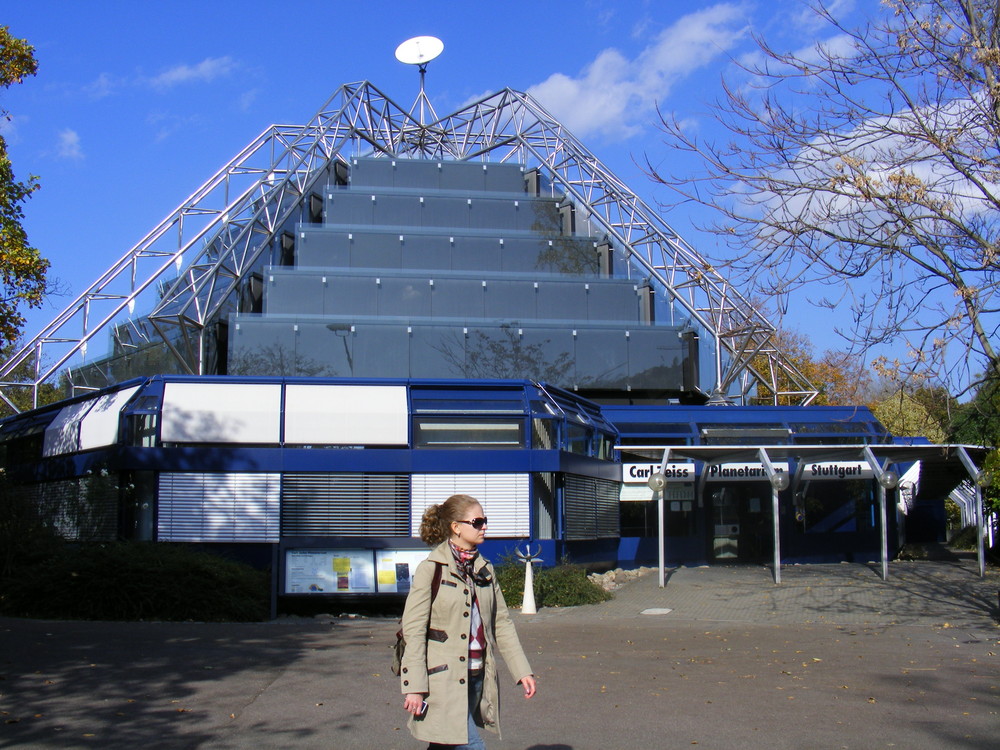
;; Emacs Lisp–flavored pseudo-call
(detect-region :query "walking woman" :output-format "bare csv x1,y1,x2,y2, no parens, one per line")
400,494,537,749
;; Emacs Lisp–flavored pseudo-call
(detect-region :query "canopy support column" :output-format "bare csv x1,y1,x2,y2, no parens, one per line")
957,447,988,578
863,447,900,581
758,449,787,584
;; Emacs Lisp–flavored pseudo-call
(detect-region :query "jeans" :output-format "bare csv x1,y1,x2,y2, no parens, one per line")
428,670,485,750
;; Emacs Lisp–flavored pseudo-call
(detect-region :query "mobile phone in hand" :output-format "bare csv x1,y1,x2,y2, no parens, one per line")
417,700,428,716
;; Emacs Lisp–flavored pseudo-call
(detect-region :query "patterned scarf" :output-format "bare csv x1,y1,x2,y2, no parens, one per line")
450,540,486,668
449,540,479,583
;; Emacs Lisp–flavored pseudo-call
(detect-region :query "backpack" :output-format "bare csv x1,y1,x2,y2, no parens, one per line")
391,562,443,676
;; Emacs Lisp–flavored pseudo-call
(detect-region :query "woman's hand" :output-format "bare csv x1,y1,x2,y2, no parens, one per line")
518,674,537,699
403,692,427,715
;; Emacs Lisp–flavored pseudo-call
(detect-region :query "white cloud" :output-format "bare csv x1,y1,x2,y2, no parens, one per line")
146,111,200,142
84,72,118,99
527,4,749,139
149,56,237,89
791,0,856,33
238,88,259,112
56,129,84,160
0,113,25,142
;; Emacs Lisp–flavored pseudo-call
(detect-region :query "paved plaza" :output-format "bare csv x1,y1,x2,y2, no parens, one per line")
2,559,998,749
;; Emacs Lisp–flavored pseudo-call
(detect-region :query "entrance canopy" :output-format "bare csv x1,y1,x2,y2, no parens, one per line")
620,443,991,585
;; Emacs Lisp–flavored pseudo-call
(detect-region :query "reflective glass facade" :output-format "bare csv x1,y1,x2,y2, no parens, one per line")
228,158,693,397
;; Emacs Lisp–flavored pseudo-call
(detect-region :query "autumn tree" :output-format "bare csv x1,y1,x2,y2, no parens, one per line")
751,328,875,406
872,388,950,442
1,26,48,345
950,376,1000,512
650,0,999,401
0,340,61,418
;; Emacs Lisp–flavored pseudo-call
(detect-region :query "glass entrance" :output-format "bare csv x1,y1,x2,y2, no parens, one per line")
708,484,772,563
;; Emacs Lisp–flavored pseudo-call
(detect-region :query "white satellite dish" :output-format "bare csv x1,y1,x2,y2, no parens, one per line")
394,36,444,67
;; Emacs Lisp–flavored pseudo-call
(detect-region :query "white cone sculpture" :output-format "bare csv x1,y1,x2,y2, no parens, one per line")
515,544,543,615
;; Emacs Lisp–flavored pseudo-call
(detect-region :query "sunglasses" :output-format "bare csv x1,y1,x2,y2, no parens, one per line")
456,517,488,530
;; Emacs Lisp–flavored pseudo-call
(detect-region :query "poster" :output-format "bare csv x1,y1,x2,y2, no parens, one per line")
284,549,375,594
375,549,431,593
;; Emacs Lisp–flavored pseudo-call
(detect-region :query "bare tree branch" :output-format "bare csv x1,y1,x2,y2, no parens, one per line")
649,0,1000,398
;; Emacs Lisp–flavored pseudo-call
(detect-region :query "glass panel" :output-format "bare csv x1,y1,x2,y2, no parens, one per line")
395,160,441,189
378,277,431,316
373,194,423,226
297,230,350,267
453,237,501,271
565,424,590,454
432,279,484,317
791,422,874,435
409,326,467,378
501,238,546,272
517,327,575,383
230,319,296,376
535,237,600,275
587,283,640,323
413,418,523,448
517,199,561,232
470,198,518,230
401,234,452,270
531,417,558,450
798,480,875,532
485,279,537,319
348,158,395,187
627,328,685,390
421,196,471,228
299,323,353,376
483,164,525,192
532,472,556,539
326,192,374,224
353,234,402,269
538,281,588,320
266,274,324,315
575,329,628,390
352,325,410,377
326,276,378,316
439,162,486,191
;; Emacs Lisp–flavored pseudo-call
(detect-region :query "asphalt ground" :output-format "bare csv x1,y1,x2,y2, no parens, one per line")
2,559,998,750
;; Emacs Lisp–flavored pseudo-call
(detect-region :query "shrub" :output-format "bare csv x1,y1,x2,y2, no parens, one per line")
950,525,981,551
534,564,612,607
0,542,269,621
494,555,525,606
495,558,611,608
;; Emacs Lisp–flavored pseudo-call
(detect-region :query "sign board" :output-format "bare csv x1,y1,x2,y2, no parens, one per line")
622,462,695,483
802,461,873,480
704,462,789,482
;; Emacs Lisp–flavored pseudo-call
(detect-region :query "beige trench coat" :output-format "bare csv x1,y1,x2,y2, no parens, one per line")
399,541,533,745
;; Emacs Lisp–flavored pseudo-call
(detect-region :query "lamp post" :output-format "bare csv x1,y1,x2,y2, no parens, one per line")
648,469,667,588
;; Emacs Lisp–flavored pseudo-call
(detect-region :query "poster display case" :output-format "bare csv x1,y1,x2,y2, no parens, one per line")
284,548,431,594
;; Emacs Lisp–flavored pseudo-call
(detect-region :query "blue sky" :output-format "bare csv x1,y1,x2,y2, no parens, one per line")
3,0,874,358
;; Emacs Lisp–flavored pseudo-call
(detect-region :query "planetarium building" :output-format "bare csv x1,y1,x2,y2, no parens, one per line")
0,67,989,600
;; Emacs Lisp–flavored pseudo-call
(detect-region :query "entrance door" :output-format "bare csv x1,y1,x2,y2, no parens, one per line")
708,484,772,563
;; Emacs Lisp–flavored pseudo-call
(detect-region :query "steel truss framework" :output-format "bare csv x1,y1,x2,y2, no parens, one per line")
0,81,818,412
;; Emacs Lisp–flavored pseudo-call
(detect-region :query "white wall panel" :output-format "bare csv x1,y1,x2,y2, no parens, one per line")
78,386,140,451
161,382,281,444
42,401,95,457
410,473,530,537
284,384,408,445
